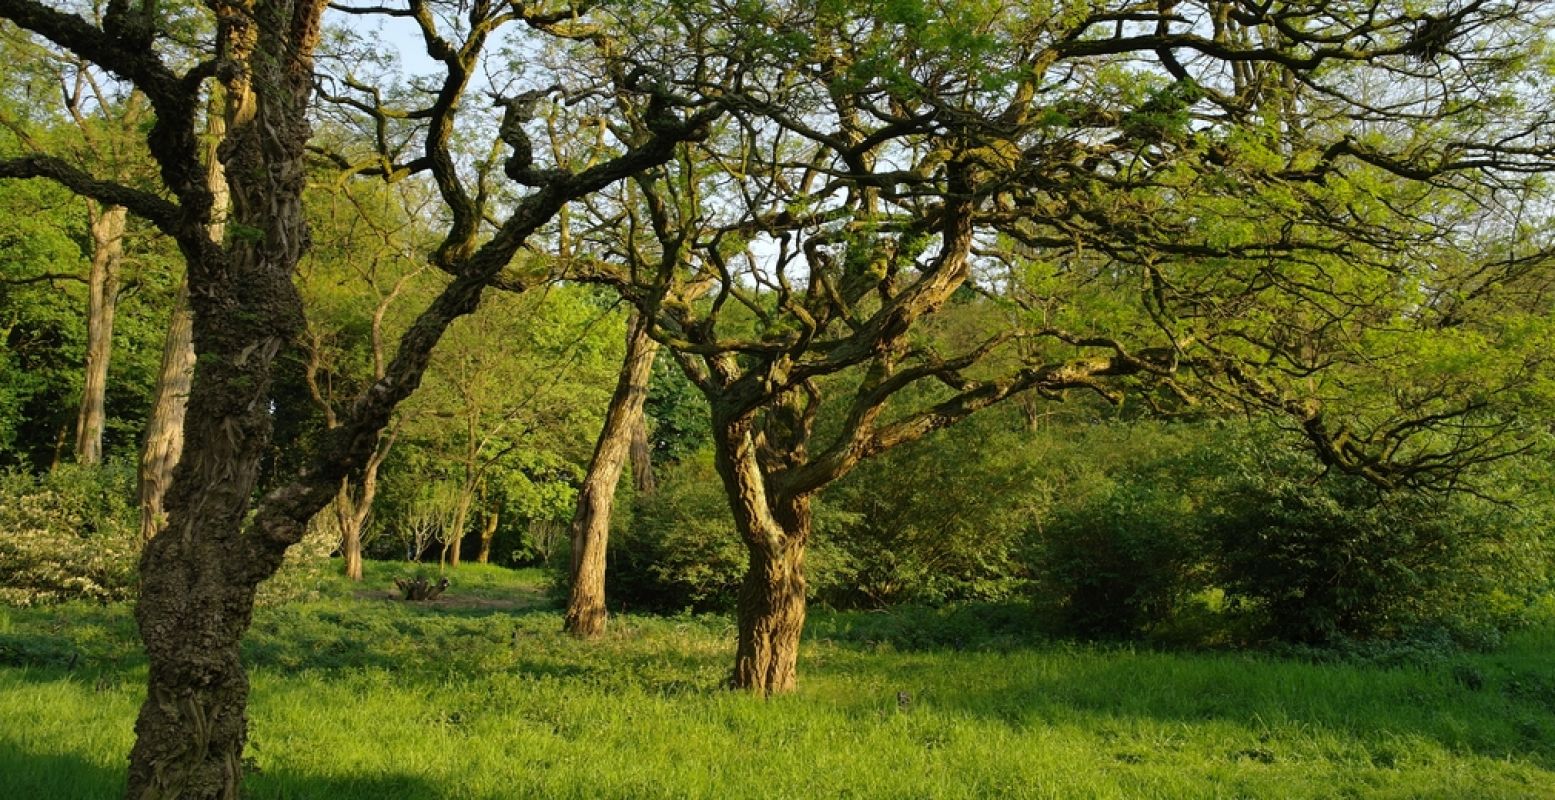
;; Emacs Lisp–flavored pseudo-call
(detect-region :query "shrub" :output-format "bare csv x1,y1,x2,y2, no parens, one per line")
1208,433,1555,645
604,450,752,612
1023,420,1555,646
1023,423,1219,638
0,464,139,606
818,411,1041,607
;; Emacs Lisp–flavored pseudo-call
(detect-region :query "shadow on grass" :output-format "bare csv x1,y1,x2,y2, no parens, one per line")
870,642,1555,771
245,769,452,800
0,737,124,798
806,601,1049,652
0,735,461,800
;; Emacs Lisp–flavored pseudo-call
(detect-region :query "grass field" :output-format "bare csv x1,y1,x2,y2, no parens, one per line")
2,561,1553,798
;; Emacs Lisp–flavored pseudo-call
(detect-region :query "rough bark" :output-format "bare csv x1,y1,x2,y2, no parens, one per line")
126,2,327,796
75,201,124,465
564,311,659,637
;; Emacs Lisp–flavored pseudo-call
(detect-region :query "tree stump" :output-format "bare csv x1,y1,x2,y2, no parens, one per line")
395,576,449,601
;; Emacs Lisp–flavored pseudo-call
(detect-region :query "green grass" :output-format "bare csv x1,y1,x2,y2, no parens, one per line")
2,561,1553,798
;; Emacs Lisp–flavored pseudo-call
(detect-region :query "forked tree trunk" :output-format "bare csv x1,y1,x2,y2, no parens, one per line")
331,430,390,581
564,311,658,637
334,478,365,581
707,411,813,695
444,484,473,568
75,202,125,465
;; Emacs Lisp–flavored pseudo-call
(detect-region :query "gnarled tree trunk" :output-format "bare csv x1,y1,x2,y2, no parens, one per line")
126,3,326,796
75,201,124,465
708,410,813,695
564,310,659,637
732,504,809,695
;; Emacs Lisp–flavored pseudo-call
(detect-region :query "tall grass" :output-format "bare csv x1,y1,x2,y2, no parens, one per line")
2,562,1551,798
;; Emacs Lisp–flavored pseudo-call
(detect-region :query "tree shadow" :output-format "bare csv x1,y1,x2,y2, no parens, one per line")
0,737,125,798
875,645,1555,770
245,768,452,799
0,735,466,800
806,601,1050,652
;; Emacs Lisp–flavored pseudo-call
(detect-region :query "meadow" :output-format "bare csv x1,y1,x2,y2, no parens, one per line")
2,562,1552,799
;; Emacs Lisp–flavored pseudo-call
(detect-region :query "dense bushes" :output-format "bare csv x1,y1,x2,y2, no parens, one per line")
604,451,749,612
601,451,850,612
1205,433,1555,644
1029,423,1555,645
0,464,139,605
599,409,1048,613
0,462,350,607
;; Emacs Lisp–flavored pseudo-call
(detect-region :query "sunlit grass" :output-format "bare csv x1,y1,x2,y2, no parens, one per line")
2,561,1552,798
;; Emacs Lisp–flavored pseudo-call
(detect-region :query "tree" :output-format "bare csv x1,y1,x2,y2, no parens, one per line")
391,283,625,568
564,308,659,636
0,21,174,472
571,0,1555,694
6,24,149,466
299,177,431,578
0,0,722,794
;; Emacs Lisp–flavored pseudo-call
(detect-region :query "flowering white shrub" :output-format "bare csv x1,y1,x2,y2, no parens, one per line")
0,465,139,606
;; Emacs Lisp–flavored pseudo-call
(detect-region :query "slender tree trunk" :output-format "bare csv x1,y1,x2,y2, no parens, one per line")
331,430,390,581
564,311,659,637
50,424,68,471
444,484,473,568
75,202,124,465
335,478,364,581
476,506,499,564
630,407,655,494
138,281,195,542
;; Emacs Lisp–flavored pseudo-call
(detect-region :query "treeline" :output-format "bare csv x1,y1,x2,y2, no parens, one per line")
4,262,1551,648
